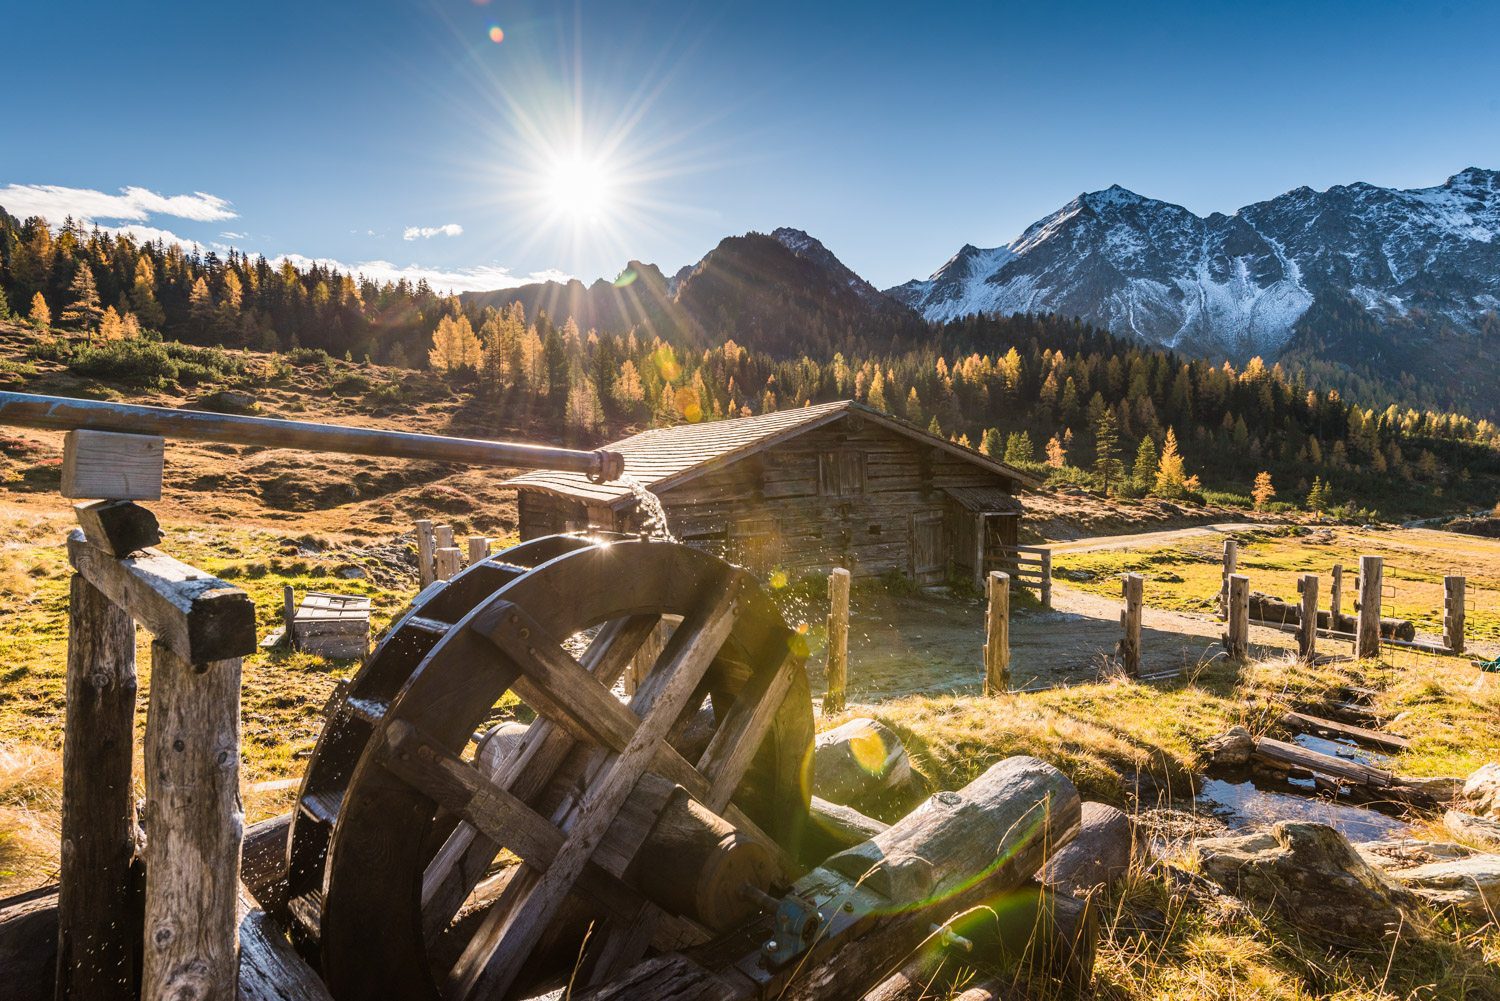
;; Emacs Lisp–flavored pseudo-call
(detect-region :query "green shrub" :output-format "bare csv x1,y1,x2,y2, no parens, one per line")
1202,490,1252,509
287,347,333,368
62,338,243,390
332,372,374,395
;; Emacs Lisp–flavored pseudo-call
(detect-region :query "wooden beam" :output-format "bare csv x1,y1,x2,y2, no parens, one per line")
698,654,799,811
1280,710,1409,753
984,571,1011,694
1329,564,1343,625
61,430,163,500
56,574,139,1001
66,531,256,664
1039,548,1052,608
71,500,162,557
434,547,461,581
1251,736,1392,787
140,641,243,1001
823,568,850,714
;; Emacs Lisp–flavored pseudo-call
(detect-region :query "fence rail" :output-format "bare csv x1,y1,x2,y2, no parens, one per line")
984,544,1052,607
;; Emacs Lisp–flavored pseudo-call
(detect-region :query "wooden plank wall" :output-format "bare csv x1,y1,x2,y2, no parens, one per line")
583,418,1019,580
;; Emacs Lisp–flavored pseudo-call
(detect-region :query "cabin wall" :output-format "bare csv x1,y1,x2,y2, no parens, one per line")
644,418,1018,581
517,490,589,541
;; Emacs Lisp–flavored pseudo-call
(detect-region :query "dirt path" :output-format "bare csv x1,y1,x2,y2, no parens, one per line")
1042,522,1262,555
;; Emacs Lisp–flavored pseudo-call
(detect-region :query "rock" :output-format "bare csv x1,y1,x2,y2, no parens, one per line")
1461,763,1500,817
1377,854,1500,917
1203,726,1253,768
1196,822,1416,945
197,389,259,414
335,564,367,579
1445,809,1500,850
813,717,921,812
1038,802,1141,894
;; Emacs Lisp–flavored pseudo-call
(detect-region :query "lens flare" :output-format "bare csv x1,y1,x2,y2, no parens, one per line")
488,25,504,43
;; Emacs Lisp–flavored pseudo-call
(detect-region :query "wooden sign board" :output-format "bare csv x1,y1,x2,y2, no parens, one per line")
61,430,164,500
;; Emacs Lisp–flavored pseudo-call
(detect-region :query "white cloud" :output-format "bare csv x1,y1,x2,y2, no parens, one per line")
220,230,247,240
402,223,463,241
0,183,235,224
272,254,570,294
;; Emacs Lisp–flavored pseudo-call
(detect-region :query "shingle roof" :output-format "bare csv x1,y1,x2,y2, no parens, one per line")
507,399,1039,506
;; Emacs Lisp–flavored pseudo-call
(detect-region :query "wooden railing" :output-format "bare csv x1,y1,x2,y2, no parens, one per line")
985,544,1052,608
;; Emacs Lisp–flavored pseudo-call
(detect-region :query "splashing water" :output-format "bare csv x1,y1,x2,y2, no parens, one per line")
621,475,676,541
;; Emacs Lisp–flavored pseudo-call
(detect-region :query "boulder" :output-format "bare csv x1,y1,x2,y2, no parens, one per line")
1461,763,1500,818
1203,726,1253,768
813,717,922,812
197,389,259,414
1379,854,1500,917
1196,822,1416,945
1445,809,1500,851
1038,802,1141,894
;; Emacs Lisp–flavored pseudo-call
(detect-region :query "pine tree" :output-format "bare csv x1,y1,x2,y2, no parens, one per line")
564,372,604,439
1154,427,1187,496
611,359,646,419
0,286,10,320
187,276,215,338
1251,471,1276,511
29,292,51,328
1307,476,1327,515
60,263,104,331
980,428,1004,458
1133,436,1159,490
905,387,923,427
1004,431,1034,466
1093,409,1124,494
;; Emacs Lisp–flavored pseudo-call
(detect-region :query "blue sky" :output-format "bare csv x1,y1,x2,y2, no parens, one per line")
3,0,1498,292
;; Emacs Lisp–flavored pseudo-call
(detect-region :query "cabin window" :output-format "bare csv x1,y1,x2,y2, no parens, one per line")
819,451,865,497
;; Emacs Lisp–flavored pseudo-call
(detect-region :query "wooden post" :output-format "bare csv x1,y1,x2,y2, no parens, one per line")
435,524,454,551
1220,539,1238,620
61,430,164,500
1119,573,1142,678
1356,555,1382,659
972,513,985,592
282,584,296,651
141,641,243,1001
984,571,1011,695
55,575,139,1001
1330,564,1343,627
1039,548,1052,609
467,536,490,565
1297,573,1318,662
1444,576,1465,655
434,547,461,581
1226,573,1249,660
415,519,435,589
824,568,850,714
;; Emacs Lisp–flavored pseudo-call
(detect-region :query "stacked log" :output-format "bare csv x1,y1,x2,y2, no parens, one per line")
1247,591,1413,641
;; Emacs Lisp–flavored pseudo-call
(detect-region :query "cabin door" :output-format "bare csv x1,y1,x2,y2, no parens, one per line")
909,512,947,585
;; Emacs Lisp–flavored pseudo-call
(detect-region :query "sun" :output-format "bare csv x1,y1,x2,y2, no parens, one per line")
544,155,613,218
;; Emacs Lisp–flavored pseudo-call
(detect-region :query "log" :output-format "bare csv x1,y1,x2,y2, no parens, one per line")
805,796,890,861
56,573,141,1001
581,757,1082,1001
1251,736,1392,788
141,641,243,1001
824,568,850,714
434,546,461,581
1249,591,1410,640
434,524,455,551
813,717,917,811
236,902,333,1001
66,531,257,664
984,572,1010,694
72,499,163,557
1279,710,1409,753
467,536,490,564
61,430,164,500
1297,574,1318,662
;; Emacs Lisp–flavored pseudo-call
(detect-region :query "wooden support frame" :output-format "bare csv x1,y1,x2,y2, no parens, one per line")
61,528,252,1001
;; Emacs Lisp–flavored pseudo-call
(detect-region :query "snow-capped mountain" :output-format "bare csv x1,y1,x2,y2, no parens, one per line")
888,168,1500,360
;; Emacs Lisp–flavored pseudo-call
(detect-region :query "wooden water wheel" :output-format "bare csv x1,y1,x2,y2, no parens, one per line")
280,534,814,1000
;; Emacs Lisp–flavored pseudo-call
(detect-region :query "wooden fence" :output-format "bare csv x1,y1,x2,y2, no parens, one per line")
985,544,1052,607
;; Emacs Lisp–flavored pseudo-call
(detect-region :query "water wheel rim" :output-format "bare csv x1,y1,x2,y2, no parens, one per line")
317,538,812,1001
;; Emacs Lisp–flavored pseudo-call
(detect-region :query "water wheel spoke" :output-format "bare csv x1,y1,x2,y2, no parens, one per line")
420,615,662,934
448,586,743,1001
697,651,801,812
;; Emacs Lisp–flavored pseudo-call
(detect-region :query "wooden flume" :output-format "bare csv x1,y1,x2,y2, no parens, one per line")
0,390,625,482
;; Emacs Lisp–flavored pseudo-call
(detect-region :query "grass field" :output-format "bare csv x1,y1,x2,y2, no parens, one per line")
1052,525,1500,646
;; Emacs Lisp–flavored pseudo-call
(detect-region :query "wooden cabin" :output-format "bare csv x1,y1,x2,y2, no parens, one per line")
508,400,1039,585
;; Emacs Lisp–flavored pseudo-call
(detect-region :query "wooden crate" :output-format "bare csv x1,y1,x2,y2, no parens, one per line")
293,592,370,659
